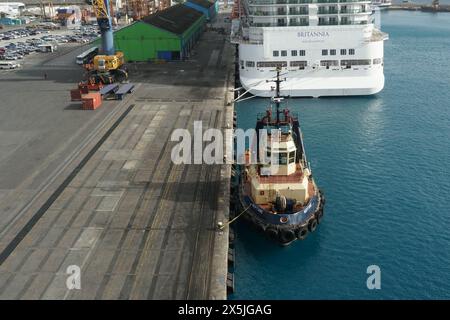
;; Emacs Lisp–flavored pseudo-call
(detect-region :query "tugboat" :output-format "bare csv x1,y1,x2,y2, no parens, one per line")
237,69,325,246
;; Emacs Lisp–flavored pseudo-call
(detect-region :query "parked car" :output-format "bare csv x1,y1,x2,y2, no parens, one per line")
0,61,21,69
3,55,18,61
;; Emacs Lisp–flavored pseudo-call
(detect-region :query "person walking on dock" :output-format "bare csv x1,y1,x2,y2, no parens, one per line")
44,73,48,80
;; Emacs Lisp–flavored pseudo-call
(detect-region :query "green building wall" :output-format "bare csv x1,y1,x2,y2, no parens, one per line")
179,14,206,58
113,22,181,62
107,14,206,62
181,13,206,43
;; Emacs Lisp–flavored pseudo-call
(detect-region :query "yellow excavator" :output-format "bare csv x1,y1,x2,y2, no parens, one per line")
85,0,128,84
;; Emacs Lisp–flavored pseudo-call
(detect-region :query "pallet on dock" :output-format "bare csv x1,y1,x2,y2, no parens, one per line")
115,83,135,100
99,83,119,99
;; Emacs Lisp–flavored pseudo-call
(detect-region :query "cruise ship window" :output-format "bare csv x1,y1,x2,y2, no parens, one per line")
291,50,297,57
281,50,287,57
330,49,336,56
299,50,305,56
349,49,355,55
246,61,255,68
273,50,279,57
290,61,307,69
322,49,328,56
341,49,347,55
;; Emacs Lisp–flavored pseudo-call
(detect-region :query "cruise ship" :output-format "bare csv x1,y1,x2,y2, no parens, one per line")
230,0,389,97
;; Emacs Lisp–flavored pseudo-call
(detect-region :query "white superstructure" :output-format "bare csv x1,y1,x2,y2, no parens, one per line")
231,0,389,97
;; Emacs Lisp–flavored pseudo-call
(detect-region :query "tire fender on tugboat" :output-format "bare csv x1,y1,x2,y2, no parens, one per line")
265,226,279,240
279,228,296,244
296,226,308,240
316,207,324,224
308,218,318,232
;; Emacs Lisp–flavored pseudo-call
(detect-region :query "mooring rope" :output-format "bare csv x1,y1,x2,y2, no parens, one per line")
219,204,252,231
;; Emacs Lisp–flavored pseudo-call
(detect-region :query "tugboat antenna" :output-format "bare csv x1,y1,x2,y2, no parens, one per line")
267,67,285,125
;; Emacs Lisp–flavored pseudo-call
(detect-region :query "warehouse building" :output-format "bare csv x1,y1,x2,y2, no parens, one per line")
184,0,219,21
112,4,206,62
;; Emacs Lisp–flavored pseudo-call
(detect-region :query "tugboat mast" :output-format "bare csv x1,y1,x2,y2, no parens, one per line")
267,67,285,125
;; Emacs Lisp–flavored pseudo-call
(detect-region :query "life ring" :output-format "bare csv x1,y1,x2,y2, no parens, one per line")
279,229,296,244
265,227,278,240
296,226,308,240
308,218,318,232
280,216,288,224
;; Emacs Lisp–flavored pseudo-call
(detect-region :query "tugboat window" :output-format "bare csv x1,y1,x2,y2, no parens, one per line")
279,153,288,165
289,152,295,163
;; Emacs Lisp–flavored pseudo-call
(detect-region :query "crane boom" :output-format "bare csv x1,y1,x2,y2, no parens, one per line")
92,0,115,56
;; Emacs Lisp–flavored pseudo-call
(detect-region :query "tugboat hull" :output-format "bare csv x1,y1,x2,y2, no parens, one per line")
237,182,325,246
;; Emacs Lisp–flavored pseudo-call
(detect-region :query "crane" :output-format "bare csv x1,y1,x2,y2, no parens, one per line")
86,0,128,84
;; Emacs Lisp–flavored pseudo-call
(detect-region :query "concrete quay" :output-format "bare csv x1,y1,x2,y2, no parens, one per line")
0,12,235,299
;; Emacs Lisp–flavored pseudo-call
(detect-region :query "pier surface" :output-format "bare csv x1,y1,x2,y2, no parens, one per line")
0,12,233,299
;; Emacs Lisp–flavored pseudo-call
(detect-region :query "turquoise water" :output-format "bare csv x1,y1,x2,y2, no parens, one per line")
231,11,450,300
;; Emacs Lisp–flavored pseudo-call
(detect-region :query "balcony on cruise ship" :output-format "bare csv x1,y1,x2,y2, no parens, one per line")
247,0,372,27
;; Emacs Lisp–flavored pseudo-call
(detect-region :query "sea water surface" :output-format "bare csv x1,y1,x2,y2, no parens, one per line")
231,11,450,299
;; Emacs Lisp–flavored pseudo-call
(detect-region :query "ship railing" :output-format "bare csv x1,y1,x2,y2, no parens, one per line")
289,20,310,26
251,22,287,27
249,11,272,16
249,10,288,15
340,8,369,13
289,9,309,14
230,34,264,45
339,20,369,25
318,9,339,14
339,0,371,2
288,0,312,3
318,21,339,25
248,0,286,4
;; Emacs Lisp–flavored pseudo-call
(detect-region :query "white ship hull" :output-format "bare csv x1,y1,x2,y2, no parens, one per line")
241,71,385,98
232,1,388,98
